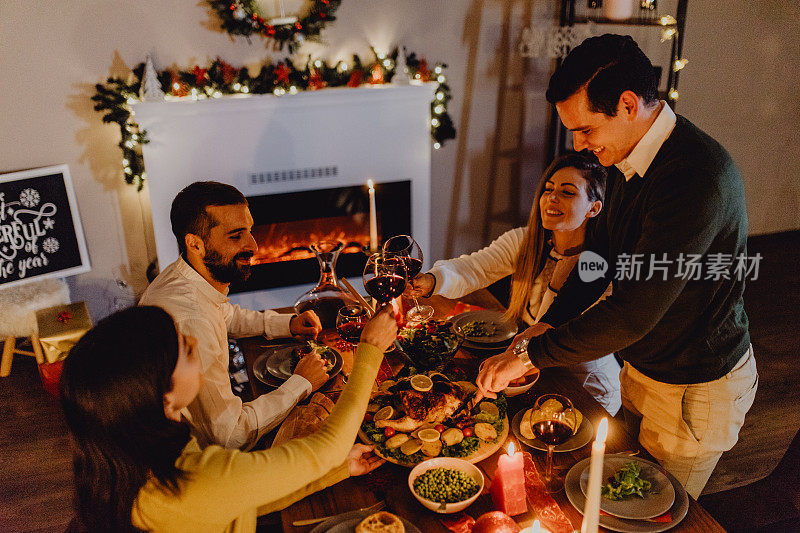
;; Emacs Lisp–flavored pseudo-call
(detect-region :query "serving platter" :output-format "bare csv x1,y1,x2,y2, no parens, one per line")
358,415,508,468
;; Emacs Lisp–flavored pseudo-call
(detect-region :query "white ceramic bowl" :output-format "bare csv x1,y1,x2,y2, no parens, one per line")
502,368,540,397
408,457,484,514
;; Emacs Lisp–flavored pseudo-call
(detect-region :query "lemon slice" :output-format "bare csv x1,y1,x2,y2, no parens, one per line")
400,438,423,455
539,398,564,414
417,429,441,443
373,406,394,422
479,402,500,418
410,375,433,392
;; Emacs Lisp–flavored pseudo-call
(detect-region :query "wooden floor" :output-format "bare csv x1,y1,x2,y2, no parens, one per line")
0,231,797,532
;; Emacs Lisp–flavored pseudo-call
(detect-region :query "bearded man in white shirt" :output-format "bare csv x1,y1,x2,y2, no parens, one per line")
140,181,328,450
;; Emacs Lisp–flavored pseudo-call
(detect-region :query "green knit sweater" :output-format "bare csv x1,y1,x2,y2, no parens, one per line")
535,115,750,384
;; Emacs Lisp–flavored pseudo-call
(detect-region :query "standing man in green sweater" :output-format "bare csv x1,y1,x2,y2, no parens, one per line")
477,34,757,498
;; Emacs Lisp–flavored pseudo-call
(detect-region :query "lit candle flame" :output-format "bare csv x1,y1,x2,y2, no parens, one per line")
532,519,541,533
508,441,516,455
367,179,375,192
597,417,608,445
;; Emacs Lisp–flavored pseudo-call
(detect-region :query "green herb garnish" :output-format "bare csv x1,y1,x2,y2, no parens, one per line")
460,320,497,337
601,462,655,501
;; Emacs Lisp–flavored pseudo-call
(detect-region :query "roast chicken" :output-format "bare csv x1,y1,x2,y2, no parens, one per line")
375,375,466,433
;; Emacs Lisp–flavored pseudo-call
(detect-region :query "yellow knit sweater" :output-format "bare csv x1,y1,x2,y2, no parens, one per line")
131,343,383,532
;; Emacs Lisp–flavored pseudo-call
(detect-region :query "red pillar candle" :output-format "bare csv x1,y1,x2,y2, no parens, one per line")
491,441,528,516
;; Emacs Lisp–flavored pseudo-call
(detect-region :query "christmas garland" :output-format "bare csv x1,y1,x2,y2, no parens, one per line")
92,49,455,190
209,0,341,52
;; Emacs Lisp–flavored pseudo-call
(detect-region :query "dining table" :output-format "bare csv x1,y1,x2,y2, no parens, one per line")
238,292,725,533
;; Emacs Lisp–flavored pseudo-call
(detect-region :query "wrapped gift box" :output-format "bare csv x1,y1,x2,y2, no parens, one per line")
35,302,92,364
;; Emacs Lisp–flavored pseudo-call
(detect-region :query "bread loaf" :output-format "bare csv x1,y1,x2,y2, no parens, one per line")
355,511,405,533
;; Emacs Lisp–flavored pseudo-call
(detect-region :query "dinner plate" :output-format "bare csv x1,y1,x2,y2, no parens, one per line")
309,508,422,533
564,454,689,533
265,345,343,381
451,310,518,345
460,338,511,355
253,345,342,386
579,457,675,519
252,351,287,388
512,409,594,453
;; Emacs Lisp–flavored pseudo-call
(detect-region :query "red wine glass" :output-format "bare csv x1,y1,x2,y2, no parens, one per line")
362,253,407,308
382,235,434,322
336,304,369,349
532,393,577,493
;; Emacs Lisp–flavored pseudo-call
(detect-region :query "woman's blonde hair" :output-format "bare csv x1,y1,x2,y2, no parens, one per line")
503,153,607,324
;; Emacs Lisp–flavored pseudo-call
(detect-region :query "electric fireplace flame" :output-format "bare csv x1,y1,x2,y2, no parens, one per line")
251,214,376,265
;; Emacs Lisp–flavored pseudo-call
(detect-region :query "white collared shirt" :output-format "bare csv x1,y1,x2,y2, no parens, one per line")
615,101,677,181
139,257,311,450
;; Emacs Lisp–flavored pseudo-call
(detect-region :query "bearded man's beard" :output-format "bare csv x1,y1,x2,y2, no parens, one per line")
204,249,253,284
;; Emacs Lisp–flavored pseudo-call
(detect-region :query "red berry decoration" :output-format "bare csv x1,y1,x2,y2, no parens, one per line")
384,427,396,437
462,427,474,438
434,424,446,433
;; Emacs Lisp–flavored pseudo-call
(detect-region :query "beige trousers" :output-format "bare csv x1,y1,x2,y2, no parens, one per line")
620,345,758,499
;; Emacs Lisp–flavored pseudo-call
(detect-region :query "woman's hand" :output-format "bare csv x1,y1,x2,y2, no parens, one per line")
360,305,397,352
346,443,386,476
476,323,551,398
405,273,435,298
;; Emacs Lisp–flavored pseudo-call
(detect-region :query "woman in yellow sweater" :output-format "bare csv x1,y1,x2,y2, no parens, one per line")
60,304,397,532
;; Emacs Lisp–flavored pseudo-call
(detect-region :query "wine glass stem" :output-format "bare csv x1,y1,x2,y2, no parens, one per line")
545,445,554,484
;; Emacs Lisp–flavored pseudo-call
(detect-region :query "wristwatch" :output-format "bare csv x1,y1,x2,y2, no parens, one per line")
512,338,536,371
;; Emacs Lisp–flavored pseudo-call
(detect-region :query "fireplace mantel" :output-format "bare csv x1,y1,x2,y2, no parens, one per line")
132,83,435,307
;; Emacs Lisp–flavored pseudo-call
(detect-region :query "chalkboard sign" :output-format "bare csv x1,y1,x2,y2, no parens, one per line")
0,165,90,288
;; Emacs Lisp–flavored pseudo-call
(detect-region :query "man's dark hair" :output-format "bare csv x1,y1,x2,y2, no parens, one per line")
546,34,659,116
170,181,247,256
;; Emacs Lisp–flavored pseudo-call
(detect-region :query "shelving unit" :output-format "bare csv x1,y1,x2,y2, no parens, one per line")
547,0,688,160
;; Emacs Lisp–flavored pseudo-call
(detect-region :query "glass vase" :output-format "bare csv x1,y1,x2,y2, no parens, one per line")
294,241,358,329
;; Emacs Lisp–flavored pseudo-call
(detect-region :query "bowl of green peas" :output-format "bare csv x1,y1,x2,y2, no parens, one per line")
408,458,484,513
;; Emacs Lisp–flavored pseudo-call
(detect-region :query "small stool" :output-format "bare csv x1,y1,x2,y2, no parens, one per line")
0,279,70,377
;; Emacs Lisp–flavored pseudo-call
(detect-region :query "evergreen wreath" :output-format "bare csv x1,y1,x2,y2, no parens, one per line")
209,0,341,52
92,49,456,190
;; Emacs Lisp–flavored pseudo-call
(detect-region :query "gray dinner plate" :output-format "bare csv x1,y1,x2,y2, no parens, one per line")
565,454,689,533
310,508,422,533
579,457,675,520
451,310,518,345
252,351,287,388
512,409,594,453
265,344,343,380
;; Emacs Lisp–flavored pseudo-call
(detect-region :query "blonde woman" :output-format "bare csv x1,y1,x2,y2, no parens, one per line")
410,153,621,414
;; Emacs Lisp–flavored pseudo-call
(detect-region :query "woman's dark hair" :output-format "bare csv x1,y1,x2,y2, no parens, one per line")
504,153,607,323
546,33,658,116
170,181,248,257
60,306,190,532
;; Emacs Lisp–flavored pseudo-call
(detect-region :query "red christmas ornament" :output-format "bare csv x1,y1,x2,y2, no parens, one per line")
320,12,326,18
170,72,189,97
309,69,327,90
266,25,276,35
295,22,303,30
369,64,384,85
229,4,235,10
275,63,291,84
417,58,431,82
192,65,208,87
347,70,363,88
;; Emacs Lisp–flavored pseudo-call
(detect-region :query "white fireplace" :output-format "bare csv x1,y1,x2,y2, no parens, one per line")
132,83,435,309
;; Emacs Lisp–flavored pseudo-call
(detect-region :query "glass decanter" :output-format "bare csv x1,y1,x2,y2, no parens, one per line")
294,241,358,329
